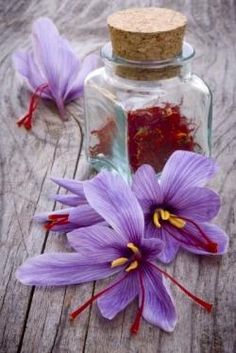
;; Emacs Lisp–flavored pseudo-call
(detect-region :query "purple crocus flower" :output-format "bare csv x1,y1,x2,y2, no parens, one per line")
13,17,98,129
34,177,104,232
132,151,229,263
17,171,212,333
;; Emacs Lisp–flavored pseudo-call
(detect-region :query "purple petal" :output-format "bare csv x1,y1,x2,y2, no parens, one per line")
13,17,97,119
97,272,138,319
67,225,125,261
33,208,77,232
33,212,50,224
160,151,218,203
51,177,85,198
142,265,177,332
145,222,180,264
32,17,60,82
65,54,99,102
49,223,79,232
132,165,164,212
144,219,159,238
68,204,104,227
176,187,220,222
32,18,80,110
141,238,164,261
50,194,86,206
16,253,119,286
179,222,229,255
33,207,73,223
84,171,144,244
40,222,76,232
12,50,51,98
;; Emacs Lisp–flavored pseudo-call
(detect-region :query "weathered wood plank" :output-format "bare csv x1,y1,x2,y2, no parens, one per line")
0,94,88,353
0,0,235,353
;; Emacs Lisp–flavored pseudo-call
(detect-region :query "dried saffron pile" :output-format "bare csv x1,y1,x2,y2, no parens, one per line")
89,118,117,157
128,104,197,172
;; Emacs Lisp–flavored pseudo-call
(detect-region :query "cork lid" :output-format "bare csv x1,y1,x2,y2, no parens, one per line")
108,8,187,61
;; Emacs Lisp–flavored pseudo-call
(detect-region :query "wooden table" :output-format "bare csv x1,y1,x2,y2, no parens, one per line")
0,1,235,352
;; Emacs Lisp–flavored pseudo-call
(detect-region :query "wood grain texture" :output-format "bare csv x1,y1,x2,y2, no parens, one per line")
0,0,235,352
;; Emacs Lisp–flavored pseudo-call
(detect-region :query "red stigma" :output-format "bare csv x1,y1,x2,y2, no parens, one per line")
148,262,213,313
44,213,69,230
205,242,218,253
181,216,219,254
69,294,100,320
167,215,219,254
70,274,128,321
17,83,48,130
130,271,145,335
130,313,141,335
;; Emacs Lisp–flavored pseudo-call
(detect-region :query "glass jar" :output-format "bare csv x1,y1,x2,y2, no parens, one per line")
84,41,212,180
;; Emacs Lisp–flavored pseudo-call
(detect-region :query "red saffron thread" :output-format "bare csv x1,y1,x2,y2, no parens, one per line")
172,215,218,253
130,270,145,335
89,117,117,157
164,225,198,248
69,274,128,320
17,83,48,130
89,104,199,172
148,262,213,313
44,214,69,230
128,104,198,172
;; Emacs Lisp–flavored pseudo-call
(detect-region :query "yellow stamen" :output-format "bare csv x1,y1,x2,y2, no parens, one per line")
153,212,161,228
153,208,186,229
111,257,128,268
169,215,186,229
160,209,170,220
125,260,138,272
127,243,140,254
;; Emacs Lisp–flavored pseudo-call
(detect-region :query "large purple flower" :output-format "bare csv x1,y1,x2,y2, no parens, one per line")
34,177,104,232
132,151,229,263
13,17,98,129
17,171,212,333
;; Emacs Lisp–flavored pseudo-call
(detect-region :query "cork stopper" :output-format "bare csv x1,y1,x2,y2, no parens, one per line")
108,8,187,61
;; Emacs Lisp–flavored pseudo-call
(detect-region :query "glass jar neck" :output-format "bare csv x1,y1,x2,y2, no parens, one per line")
104,61,192,82
101,42,194,82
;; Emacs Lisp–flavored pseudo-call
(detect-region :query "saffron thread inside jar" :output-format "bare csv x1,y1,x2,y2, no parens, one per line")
128,104,199,172
89,104,199,173
89,117,117,158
